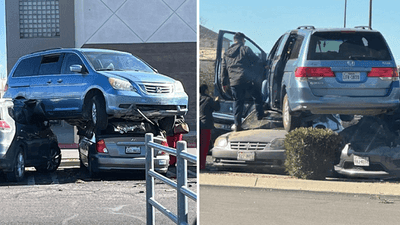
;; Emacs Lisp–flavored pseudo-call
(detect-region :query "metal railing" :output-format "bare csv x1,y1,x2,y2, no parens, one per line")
145,133,197,225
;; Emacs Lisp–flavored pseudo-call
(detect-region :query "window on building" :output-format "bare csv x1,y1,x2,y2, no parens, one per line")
19,0,60,38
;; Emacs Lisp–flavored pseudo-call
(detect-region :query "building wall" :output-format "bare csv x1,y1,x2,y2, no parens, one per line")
5,0,197,143
76,0,197,130
5,0,75,74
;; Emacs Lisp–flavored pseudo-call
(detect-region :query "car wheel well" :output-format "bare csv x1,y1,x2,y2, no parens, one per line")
83,89,105,116
280,86,287,111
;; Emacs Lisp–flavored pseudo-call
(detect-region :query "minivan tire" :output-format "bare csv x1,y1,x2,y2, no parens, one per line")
7,147,25,182
282,94,301,132
90,95,108,131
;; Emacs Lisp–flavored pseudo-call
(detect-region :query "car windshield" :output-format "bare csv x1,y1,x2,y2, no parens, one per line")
307,31,391,60
83,52,154,73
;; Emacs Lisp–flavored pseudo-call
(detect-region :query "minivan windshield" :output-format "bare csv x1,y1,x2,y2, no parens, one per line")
83,52,155,73
308,31,391,61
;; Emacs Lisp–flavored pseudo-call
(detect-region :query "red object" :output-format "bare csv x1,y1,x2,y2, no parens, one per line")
368,67,397,77
96,139,107,153
167,133,183,166
200,129,211,170
0,120,11,130
295,67,335,78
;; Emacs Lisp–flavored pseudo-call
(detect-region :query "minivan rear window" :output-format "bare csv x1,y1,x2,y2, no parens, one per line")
307,32,391,61
13,56,41,77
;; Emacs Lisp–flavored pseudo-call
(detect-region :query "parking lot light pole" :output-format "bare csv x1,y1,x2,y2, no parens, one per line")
344,0,347,28
369,0,372,28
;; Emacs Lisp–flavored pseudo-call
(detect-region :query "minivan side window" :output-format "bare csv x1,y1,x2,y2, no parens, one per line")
61,53,84,74
38,54,64,75
13,56,41,77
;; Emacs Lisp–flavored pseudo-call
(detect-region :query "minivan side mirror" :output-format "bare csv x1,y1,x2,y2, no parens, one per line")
70,64,83,73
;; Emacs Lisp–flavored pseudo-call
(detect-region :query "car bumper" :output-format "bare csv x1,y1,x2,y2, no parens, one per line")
94,154,169,172
334,153,400,178
288,86,400,115
211,146,285,169
105,91,188,118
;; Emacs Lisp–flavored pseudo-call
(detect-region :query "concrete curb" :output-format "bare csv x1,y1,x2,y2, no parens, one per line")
60,159,80,167
200,172,400,196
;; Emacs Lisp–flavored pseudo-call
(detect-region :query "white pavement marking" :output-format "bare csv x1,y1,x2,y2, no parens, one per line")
27,175,35,186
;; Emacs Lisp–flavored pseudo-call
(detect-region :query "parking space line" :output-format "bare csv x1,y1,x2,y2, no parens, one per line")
27,176,35,186
51,173,59,184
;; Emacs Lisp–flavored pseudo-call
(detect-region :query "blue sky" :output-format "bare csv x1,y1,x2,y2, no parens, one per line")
1,0,400,80
200,0,400,64
0,1,5,79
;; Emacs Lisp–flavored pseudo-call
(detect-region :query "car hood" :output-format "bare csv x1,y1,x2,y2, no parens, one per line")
99,71,176,83
223,129,287,142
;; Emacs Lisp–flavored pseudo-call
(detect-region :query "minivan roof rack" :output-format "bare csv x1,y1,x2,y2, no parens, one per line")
297,26,315,30
30,47,63,54
354,26,372,30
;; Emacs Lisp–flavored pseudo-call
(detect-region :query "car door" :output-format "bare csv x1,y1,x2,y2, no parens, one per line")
266,33,290,110
214,30,267,101
30,53,65,113
50,52,89,117
268,32,306,111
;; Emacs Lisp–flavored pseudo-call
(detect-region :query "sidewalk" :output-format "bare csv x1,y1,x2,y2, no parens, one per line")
200,171,400,196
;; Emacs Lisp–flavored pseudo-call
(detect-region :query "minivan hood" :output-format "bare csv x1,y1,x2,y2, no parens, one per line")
99,71,176,83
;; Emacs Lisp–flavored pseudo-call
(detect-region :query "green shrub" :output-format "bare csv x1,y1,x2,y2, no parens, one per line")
284,127,343,180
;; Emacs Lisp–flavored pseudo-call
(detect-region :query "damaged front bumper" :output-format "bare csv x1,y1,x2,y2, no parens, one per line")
104,91,188,119
334,144,400,178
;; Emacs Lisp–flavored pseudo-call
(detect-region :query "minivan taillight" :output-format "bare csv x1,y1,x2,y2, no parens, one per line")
295,67,335,78
4,84,8,92
368,67,398,78
0,120,11,130
96,140,108,153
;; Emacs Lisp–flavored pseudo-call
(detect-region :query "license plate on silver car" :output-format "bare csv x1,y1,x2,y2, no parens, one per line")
126,146,141,154
237,151,255,161
354,155,369,166
343,72,361,82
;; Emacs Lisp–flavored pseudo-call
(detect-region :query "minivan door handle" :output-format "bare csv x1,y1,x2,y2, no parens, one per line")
57,79,63,83
47,80,52,84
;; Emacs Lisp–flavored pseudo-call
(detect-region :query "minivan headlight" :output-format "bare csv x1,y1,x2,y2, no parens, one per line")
174,81,185,93
109,77,136,92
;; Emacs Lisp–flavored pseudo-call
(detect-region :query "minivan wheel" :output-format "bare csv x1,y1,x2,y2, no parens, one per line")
35,147,61,173
282,94,301,132
90,95,108,130
7,148,25,182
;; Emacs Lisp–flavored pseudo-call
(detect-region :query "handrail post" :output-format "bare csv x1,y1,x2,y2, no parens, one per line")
177,140,188,225
145,133,155,225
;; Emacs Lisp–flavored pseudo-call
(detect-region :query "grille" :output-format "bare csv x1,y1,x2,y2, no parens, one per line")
230,142,268,151
143,83,172,94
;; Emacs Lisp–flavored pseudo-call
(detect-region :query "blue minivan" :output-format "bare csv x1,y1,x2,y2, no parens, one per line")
215,26,399,131
4,48,188,131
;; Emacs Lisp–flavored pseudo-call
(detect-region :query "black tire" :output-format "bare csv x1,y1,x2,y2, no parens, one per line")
282,94,301,132
6,147,25,182
35,146,61,173
88,95,108,131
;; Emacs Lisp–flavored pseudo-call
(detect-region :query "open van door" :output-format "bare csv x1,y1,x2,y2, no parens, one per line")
214,30,267,101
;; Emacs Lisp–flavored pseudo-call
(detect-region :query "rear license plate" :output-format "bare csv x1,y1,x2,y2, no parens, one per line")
343,72,361,82
237,151,255,161
354,155,369,166
126,146,141,154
